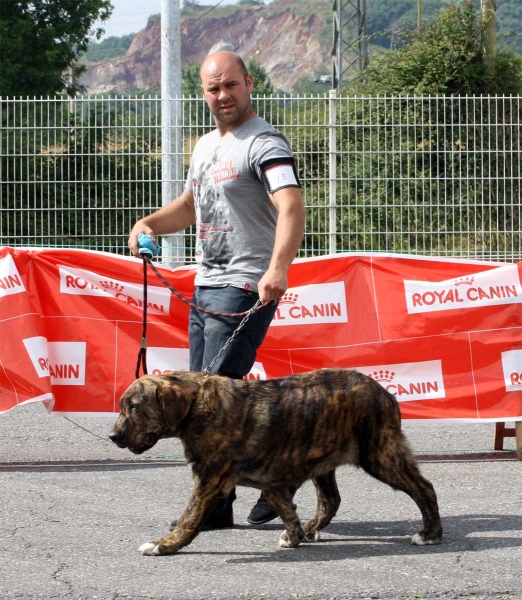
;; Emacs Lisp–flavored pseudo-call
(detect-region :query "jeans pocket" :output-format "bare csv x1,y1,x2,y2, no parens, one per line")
253,300,278,348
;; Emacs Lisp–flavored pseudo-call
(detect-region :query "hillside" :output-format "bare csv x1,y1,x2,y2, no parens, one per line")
80,0,332,94
80,0,521,94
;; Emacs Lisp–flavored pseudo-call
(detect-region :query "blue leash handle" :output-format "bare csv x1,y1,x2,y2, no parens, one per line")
138,233,160,257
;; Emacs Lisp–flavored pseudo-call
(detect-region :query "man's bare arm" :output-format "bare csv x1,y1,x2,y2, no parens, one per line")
128,189,196,257
257,187,305,303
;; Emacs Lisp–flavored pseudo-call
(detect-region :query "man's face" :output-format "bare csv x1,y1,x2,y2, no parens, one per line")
200,55,254,133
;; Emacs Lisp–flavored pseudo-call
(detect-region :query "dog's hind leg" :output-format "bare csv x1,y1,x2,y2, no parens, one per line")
303,470,341,542
263,488,305,549
360,437,443,546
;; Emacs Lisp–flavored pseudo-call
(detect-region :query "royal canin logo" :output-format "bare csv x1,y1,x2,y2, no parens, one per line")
100,280,124,294
279,292,299,305
368,369,395,383
271,282,348,327
58,265,171,316
404,264,522,314
0,254,26,298
454,276,474,286
357,360,446,402
23,336,86,385
501,349,522,392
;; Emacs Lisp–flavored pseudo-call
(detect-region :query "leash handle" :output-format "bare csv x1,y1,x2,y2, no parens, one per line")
137,233,160,257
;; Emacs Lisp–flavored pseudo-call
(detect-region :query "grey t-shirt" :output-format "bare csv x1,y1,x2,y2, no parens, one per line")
185,116,299,293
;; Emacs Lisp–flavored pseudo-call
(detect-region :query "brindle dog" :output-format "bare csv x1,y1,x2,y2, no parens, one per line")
110,369,442,556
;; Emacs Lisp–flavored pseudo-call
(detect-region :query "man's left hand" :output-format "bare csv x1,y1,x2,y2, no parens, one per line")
257,269,288,304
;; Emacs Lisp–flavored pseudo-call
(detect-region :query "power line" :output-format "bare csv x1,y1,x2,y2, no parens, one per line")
181,0,227,32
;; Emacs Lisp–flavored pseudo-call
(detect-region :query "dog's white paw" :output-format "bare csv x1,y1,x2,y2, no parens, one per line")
279,532,297,549
304,530,320,543
411,533,439,546
139,542,158,555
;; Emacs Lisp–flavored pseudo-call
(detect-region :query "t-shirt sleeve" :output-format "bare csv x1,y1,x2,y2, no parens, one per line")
250,132,301,193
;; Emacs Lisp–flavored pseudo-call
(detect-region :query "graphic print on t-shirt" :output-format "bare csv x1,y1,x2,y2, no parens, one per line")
192,148,236,273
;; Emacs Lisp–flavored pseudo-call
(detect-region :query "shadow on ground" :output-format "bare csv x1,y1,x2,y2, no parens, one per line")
180,513,522,563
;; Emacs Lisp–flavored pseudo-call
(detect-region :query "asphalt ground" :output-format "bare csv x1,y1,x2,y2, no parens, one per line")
0,402,520,600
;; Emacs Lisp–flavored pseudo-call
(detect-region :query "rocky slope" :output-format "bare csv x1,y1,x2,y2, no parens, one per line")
80,0,332,94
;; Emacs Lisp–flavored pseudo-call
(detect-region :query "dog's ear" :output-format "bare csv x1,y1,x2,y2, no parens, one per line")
154,372,203,430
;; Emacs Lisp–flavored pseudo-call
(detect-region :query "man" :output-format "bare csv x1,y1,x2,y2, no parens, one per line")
128,51,305,530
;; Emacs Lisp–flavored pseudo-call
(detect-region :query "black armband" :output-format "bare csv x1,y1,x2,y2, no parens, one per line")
259,157,301,193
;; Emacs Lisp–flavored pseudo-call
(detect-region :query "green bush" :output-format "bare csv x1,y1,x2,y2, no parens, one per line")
350,1,522,96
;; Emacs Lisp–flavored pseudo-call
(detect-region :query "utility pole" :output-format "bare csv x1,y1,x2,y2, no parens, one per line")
161,0,184,266
332,0,368,90
481,0,497,76
418,0,423,32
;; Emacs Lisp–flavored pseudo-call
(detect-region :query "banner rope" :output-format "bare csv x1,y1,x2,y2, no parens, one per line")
63,417,186,460
63,417,510,460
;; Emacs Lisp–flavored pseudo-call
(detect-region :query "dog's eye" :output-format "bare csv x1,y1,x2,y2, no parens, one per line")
130,404,140,412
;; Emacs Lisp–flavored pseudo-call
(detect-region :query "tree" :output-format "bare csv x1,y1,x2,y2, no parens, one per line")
182,64,202,97
349,1,522,95
83,33,136,63
182,0,202,10
0,0,112,97
292,76,331,95
1,98,161,251
247,58,273,96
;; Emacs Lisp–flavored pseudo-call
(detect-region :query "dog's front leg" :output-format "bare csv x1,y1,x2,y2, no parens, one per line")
263,489,305,549
139,479,225,556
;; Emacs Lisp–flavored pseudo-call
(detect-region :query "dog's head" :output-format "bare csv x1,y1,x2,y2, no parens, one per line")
109,372,203,454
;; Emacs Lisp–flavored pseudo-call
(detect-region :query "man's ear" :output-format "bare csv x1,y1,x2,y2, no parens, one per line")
155,373,201,430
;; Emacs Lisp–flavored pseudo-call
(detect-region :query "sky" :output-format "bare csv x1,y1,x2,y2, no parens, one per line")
98,0,268,40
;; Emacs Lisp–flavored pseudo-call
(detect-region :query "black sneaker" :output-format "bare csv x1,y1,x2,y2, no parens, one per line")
247,492,278,525
170,495,234,532
247,487,298,525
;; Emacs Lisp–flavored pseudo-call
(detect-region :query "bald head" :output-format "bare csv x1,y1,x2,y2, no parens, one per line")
200,51,249,82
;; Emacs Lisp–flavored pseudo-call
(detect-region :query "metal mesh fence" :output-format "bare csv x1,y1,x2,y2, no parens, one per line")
1,94,520,262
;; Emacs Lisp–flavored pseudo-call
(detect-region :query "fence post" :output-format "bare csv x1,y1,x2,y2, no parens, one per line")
329,89,338,255
161,0,185,266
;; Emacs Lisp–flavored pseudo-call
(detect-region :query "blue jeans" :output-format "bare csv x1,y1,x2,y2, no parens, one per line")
189,286,278,379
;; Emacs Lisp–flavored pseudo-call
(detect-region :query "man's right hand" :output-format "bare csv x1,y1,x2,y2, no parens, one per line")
128,221,157,258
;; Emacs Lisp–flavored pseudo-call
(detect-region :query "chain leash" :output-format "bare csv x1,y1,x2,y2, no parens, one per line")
203,298,263,376
146,256,269,318
135,255,272,378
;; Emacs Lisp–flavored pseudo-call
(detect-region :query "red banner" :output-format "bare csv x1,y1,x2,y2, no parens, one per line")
1,247,521,421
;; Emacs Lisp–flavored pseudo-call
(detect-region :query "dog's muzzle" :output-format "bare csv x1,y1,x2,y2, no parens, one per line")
109,430,159,454
109,431,128,448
